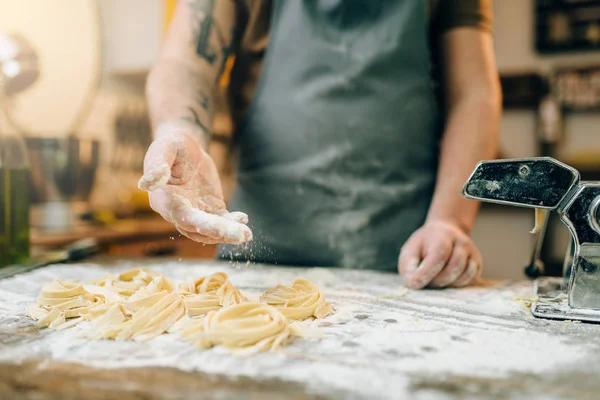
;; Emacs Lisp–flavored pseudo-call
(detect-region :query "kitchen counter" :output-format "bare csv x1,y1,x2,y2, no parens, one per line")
30,217,216,258
0,258,598,399
30,217,180,247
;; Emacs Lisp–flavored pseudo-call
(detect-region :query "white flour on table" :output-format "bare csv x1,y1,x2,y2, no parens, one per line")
0,260,596,399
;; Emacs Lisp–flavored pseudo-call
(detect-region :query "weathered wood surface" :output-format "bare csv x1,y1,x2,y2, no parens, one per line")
0,258,598,399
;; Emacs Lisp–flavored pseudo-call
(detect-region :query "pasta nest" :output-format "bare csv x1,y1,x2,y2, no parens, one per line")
178,272,248,316
28,279,106,330
26,269,332,354
260,278,333,320
90,268,171,297
177,302,292,356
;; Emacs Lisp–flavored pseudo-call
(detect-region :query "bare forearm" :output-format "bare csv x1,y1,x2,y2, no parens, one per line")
426,28,501,233
426,95,500,233
146,0,235,148
147,60,215,147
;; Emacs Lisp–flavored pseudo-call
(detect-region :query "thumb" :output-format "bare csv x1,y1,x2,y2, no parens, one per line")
138,137,178,192
398,237,422,277
219,211,249,225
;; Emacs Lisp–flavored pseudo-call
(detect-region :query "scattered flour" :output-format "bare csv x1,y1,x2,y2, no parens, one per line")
0,261,596,399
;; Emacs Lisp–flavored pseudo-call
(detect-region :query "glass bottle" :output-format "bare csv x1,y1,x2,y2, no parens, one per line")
0,107,30,267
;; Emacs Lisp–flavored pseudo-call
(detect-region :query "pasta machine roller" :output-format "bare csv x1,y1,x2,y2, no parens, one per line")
462,157,600,323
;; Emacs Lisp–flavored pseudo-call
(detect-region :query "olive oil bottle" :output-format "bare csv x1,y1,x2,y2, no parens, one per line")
0,126,30,267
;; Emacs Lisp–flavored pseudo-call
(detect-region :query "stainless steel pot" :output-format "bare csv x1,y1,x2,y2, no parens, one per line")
25,136,100,231
26,136,100,204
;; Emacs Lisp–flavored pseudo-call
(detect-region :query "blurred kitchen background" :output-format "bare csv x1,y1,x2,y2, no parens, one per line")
2,0,600,279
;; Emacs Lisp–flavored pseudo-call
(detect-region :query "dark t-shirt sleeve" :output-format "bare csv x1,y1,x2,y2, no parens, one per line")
234,0,271,54
431,0,493,35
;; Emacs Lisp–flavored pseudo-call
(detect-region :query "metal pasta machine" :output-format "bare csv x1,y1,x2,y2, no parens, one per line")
462,157,600,323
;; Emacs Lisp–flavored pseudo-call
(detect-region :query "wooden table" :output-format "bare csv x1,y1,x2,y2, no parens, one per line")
0,259,599,399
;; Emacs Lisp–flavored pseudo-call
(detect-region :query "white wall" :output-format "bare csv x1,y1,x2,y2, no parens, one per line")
493,0,600,72
475,0,600,279
493,0,600,159
0,0,101,137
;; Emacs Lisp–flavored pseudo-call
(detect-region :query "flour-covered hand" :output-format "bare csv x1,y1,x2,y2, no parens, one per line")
138,121,252,245
398,220,481,289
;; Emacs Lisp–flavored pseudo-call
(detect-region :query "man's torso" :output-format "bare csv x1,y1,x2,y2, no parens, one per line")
218,0,451,270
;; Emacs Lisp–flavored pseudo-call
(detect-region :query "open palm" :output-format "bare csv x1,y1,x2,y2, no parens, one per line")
139,130,252,244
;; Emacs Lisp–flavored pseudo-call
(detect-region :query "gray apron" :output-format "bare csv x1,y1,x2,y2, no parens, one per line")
219,0,441,271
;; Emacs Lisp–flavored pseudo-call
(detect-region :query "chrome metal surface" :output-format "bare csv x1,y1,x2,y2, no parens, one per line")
462,157,579,210
588,195,600,235
532,277,600,323
463,157,600,321
25,137,100,204
559,182,600,309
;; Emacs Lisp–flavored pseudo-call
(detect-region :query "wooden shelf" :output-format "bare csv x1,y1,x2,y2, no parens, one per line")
31,216,217,259
31,217,176,247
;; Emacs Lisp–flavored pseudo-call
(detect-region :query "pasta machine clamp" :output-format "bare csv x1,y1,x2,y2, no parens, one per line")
462,157,600,323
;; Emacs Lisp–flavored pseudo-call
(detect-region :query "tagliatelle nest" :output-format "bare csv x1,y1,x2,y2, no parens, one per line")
260,278,333,320
26,269,333,355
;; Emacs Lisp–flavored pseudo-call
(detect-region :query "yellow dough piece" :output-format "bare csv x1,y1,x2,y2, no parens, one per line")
260,278,333,320
89,276,184,341
28,279,106,329
181,293,222,317
178,272,247,311
90,268,167,297
27,269,333,354
84,304,127,340
128,276,173,300
116,291,186,341
530,208,547,234
179,302,292,356
511,295,539,307
83,284,123,303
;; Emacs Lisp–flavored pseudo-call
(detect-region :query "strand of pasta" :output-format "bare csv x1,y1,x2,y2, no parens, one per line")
260,278,333,320
27,271,251,340
176,303,291,356
86,275,185,341
27,269,333,354
179,272,247,306
28,279,107,330
27,269,166,333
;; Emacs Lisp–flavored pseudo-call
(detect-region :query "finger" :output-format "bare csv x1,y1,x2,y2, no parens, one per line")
176,228,221,244
451,258,482,288
473,259,483,283
398,238,422,277
150,188,253,244
150,191,252,244
139,163,171,192
175,207,253,244
429,246,468,288
177,227,251,245
147,189,176,223
404,240,452,290
139,137,177,191
222,211,249,225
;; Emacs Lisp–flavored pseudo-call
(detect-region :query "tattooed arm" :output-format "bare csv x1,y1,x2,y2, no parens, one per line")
146,0,235,149
139,0,253,245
